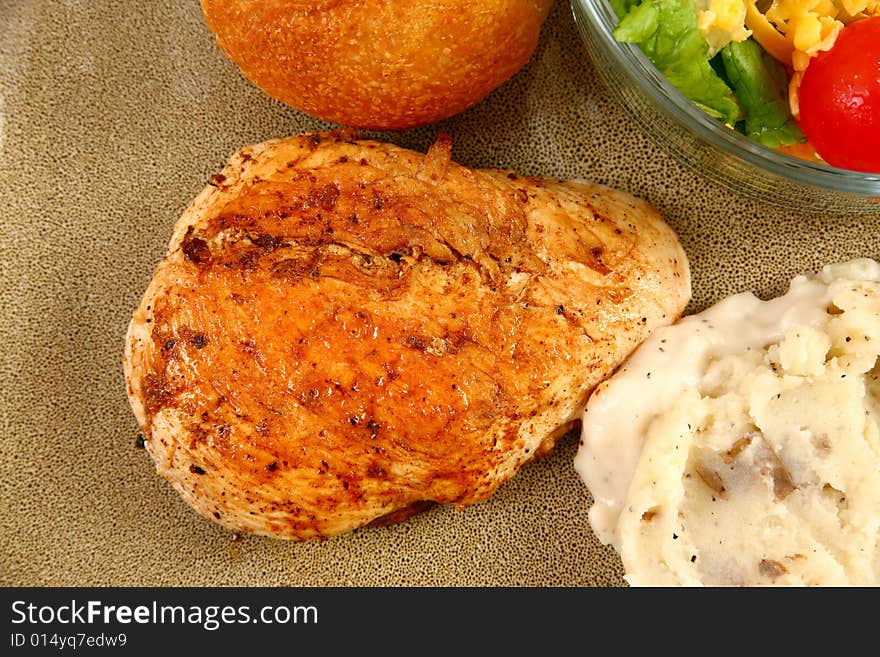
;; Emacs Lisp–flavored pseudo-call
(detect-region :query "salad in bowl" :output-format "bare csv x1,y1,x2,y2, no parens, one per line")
608,0,880,173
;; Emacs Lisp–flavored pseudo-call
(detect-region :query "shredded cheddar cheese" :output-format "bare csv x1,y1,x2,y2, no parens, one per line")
695,0,753,53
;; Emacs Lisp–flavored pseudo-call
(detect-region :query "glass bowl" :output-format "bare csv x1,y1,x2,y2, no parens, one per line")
571,0,880,214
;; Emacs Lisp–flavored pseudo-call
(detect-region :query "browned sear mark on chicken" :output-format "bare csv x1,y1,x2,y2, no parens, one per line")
402,335,428,351
309,183,339,211
588,245,611,275
142,374,173,415
252,233,288,252
272,252,320,280
182,236,210,263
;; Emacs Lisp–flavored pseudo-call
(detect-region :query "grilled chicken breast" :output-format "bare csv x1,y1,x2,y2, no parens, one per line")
124,131,690,540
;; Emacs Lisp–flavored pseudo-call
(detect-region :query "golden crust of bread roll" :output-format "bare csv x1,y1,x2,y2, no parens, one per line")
200,0,554,130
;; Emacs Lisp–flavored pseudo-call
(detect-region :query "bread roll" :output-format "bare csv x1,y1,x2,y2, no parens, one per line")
200,0,554,129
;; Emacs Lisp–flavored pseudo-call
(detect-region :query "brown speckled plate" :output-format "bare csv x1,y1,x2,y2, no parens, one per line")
2,1,878,587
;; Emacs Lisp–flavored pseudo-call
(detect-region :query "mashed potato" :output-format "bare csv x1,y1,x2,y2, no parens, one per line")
575,259,880,586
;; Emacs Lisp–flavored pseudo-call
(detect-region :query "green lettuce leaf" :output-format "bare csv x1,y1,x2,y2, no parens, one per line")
613,0,742,125
609,0,641,18
719,38,805,148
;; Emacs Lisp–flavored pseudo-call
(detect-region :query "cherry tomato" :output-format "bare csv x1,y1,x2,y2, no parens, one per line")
797,16,880,174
